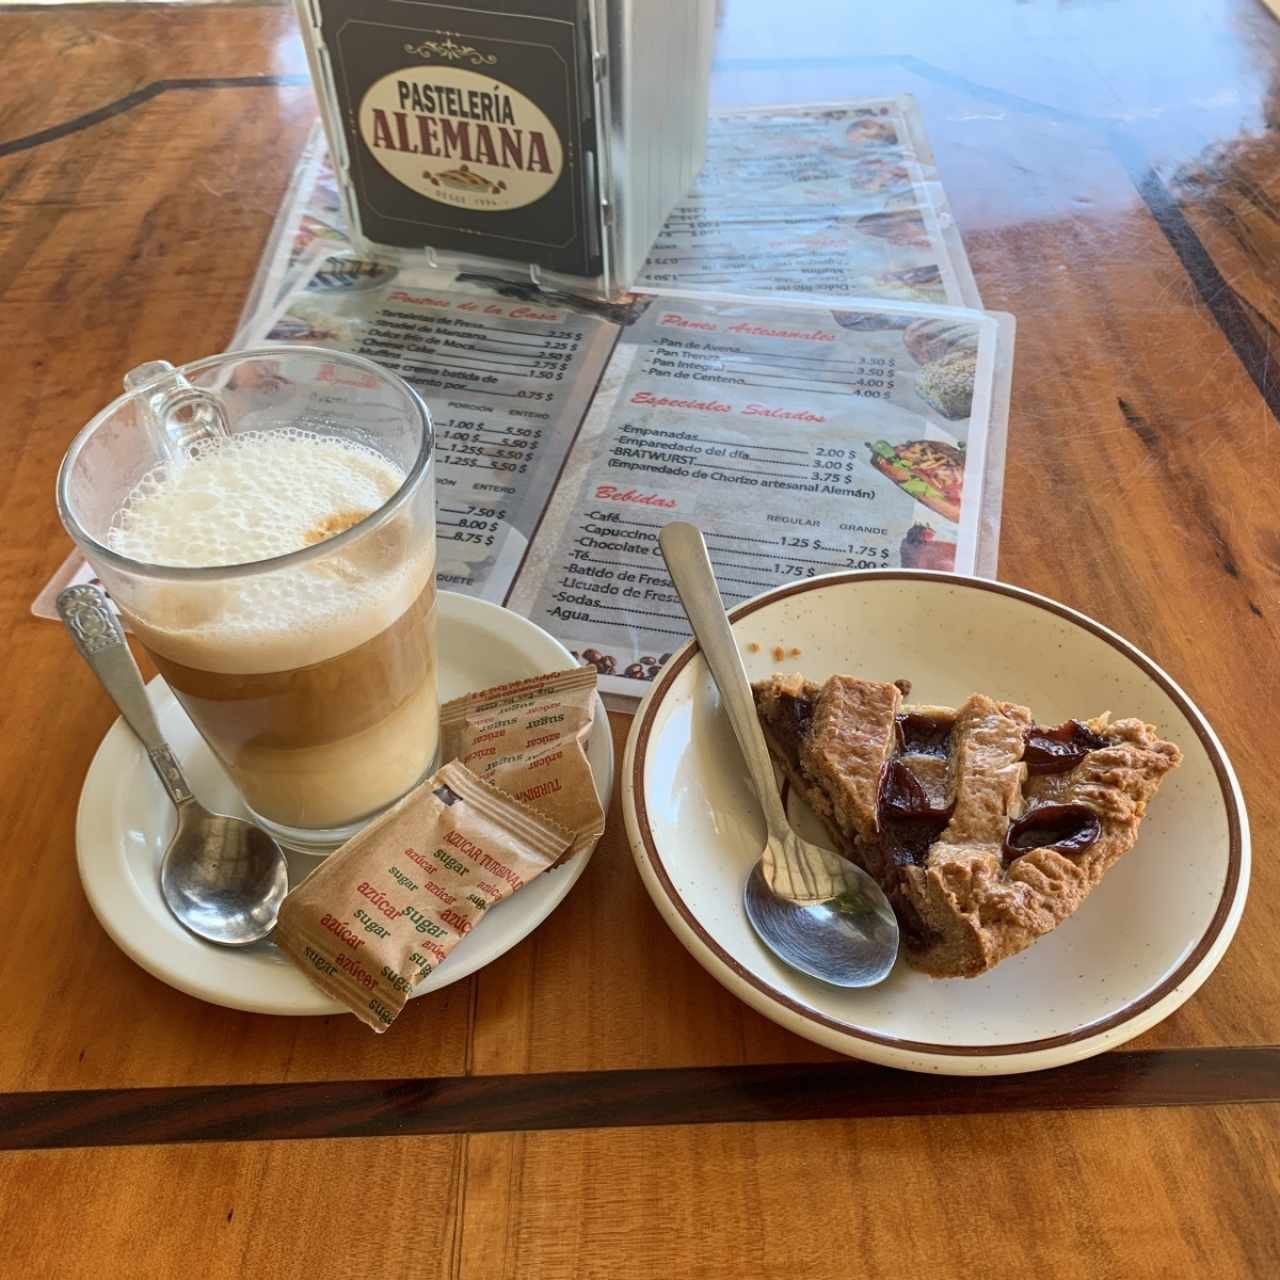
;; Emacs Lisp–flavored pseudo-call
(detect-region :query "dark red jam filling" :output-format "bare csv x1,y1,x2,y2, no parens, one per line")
895,712,952,757
877,760,954,870
1022,720,1110,775
775,692,814,747
880,759,934,816
1002,804,1101,863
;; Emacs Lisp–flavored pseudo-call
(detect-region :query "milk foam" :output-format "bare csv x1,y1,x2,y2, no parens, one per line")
107,430,434,674
109,429,404,566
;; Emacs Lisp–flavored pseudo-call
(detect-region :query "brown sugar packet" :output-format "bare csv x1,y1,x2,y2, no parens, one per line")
275,760,570,1032
440,667,605,861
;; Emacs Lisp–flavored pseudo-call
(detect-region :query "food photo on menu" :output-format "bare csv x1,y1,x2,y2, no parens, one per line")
30,0,1245,1100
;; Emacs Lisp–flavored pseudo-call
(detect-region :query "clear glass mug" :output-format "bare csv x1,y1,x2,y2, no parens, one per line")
57,348,438,852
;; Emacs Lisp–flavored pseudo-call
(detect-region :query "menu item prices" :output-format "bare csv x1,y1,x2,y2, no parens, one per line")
275,760,570,1031
441,667,605,860
248,256,617,601
636,98,980,307
504,292,1013,698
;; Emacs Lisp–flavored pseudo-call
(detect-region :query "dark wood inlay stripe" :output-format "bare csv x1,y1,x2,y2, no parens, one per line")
2,1047,1277,1153
1106,133,1280,427
0,75,310,158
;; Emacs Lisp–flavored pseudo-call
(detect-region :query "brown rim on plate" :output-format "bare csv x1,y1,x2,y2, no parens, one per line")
629,571,1245,1058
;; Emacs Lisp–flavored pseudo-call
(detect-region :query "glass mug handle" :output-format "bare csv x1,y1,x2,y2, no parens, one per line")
123,360,231,461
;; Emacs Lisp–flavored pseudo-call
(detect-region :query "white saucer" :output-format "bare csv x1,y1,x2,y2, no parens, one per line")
624,572,1249,1075
77,591,613,1016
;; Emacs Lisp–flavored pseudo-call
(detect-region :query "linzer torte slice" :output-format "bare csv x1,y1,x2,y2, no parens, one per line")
752,673,1182,978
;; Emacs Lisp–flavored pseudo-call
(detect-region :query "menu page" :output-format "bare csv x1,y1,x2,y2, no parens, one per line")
245,256,621,599
235,95,978,346
504,291,1012,696
636,98,979,307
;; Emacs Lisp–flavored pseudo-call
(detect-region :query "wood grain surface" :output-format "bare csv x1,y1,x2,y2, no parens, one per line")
2,1106,1276,1279
1,0,1278,1275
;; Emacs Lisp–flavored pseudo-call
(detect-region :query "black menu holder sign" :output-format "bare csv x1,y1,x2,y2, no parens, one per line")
301,0,602,278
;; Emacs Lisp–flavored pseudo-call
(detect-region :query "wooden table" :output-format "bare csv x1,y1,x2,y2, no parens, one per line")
2,1,1278,1274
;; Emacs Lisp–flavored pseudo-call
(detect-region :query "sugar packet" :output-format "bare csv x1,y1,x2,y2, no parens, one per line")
275,760,570,1031
440,667,605,861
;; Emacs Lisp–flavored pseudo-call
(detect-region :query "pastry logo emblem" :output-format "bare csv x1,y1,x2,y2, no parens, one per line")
402,33,498,66
426,164,506,196
359,66,563,212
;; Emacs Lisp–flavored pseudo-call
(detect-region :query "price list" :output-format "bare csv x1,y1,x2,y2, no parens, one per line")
506,293,990,693
640,334,900,401
263,272,618,600
39,106,1003,646
637,101,969,305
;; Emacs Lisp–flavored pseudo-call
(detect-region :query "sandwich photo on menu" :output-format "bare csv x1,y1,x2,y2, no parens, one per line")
867,439,965,524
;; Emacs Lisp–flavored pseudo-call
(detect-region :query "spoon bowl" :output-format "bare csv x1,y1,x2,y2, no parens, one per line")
659,522,899,987
159,807,289,946
744,853,898,988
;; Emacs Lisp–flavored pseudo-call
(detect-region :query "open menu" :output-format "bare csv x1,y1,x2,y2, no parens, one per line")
238,259,1012,699
37,96,1013,703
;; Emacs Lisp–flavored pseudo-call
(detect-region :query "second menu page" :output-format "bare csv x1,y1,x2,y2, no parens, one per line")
505,290,1011,692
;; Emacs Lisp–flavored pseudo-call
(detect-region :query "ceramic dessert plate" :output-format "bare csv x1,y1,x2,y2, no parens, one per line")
76,591,613,1016
623,571,1248,1075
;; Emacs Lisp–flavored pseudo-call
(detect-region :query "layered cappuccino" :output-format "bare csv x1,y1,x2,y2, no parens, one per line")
106,429,437,836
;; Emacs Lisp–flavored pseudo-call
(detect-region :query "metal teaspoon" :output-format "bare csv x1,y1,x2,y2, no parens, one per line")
57,584,289,946
658,522,899,987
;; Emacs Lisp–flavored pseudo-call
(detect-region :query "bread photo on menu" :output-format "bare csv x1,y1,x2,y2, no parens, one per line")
752,674,1181,978
915,350,977,420
903,317,979,366
873,265,944,301
843,115,900,147
901,318,980,420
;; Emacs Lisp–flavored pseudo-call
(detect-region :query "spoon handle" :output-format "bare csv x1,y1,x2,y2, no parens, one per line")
57,585,194,808
659,522,792,843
